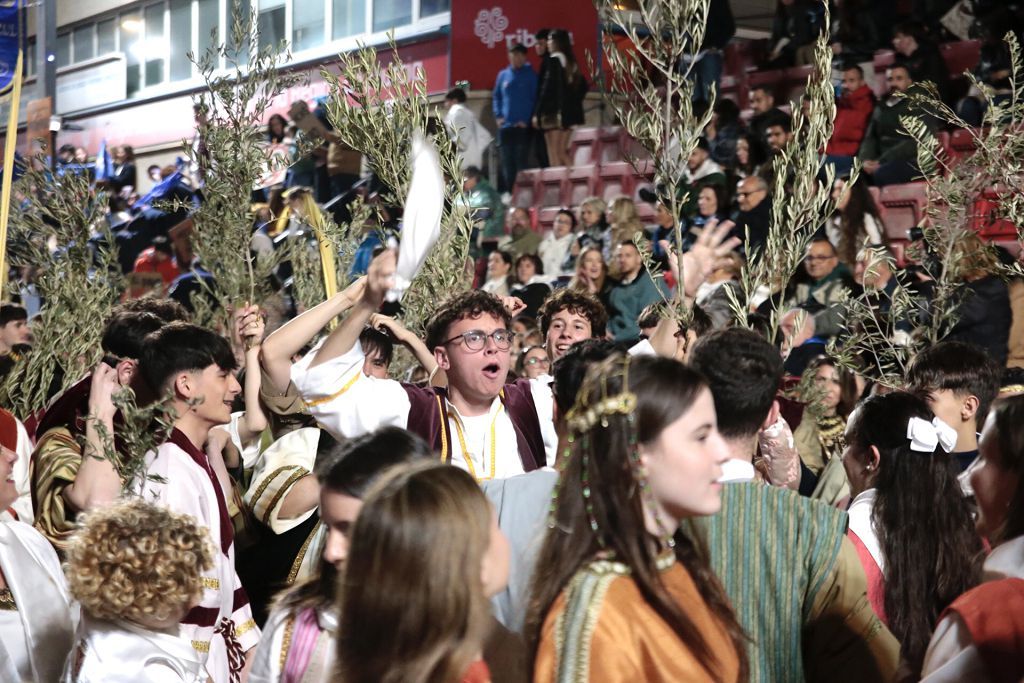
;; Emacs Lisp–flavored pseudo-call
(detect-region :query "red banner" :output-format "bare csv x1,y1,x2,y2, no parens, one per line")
450,0,599,92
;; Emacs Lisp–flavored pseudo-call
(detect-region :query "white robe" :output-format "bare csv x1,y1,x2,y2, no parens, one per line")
133,432,260,682
921,535,1024,681
249,606,337,683
290,340,558,476
444,103,492,170
1,418,35,523
0,521,75,682
62,615,207,683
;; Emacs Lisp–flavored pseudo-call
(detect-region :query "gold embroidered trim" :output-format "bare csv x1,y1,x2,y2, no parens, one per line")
192,640,210,653
280,613,296,670
201,577,220,589
287,521,323,584
248,466,300,508
235,619,257,637
262,468,310,525
436,395,448,463
302,372,360,408
0,588,16,611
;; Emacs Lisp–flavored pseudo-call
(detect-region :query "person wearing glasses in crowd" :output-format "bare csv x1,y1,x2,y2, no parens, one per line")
783,237,856,339
290,250,557,478
516,346,550,380
731,175,770,254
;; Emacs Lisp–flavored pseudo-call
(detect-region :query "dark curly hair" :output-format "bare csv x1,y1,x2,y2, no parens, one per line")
424,290,512,351
536,288,608,339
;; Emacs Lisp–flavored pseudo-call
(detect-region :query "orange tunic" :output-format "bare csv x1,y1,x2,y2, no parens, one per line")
534,556,740,683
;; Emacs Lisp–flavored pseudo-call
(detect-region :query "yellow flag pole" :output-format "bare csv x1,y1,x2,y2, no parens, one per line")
301,192,339,329
0,50,24,303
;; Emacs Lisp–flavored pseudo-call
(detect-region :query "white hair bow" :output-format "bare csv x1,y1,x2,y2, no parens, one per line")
906,416,957,453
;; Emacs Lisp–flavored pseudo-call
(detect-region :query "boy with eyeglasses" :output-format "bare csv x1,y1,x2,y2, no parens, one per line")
289,250,556,479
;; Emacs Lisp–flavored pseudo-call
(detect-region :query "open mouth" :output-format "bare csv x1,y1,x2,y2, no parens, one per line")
482,363,502,380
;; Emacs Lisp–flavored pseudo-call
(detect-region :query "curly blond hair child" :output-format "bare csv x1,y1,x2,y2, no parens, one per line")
62,498,214,682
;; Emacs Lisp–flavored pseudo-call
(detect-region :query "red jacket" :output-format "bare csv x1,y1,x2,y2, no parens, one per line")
826,84,876,157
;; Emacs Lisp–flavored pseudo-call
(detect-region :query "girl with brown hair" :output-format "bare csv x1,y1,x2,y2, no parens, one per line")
526,354,747,682
335,461,512,683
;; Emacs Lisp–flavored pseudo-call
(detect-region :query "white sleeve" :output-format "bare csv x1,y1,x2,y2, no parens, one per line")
248,608,290,683
627,339,656,357
920,613,989,682
10,419,33,522
529,376,559,467
290,339,412,440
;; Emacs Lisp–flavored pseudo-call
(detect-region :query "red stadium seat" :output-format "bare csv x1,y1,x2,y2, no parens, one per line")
879,182,928,239
947,128,978,164
598,126,626,163
537,207,561,233
511,169,540,209
538,167,569,207
568,127,600,167
566,165,598,207
597,161,636,203
940,40,981,79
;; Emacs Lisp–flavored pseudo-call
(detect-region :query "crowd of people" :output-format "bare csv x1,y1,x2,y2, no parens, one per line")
2,3,1024,683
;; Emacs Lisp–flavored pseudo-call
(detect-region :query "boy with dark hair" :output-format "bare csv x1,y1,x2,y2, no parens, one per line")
31,309,167,548
290,250,556,476
0,303,30,355
134,322,260,680
114,295,192,323
635,301,712,362
536,288,607,362
906,341,1002,481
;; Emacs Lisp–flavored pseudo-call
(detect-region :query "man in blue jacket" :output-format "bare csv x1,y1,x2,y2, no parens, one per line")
492,44,538,192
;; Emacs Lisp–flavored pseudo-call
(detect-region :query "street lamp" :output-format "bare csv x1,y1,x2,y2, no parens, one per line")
48,115,61,175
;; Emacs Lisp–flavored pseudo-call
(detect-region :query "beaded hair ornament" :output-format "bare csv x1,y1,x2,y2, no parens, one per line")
549,354,676,549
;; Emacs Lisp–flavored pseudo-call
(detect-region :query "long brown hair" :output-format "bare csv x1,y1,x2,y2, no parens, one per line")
335,461,493,683
848,392,982,676
524,354,747,680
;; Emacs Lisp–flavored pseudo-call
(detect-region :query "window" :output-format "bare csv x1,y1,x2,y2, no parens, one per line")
257,0,285,52
73,25,95,62
169,0,192,81
197,0,220,59
333,0,365,39
97,18,117,55
293,0,325,52
56,32,70,67
144,3,166,86
419,0,449,18
372,0,411,33
121,10,143,95
228,0,251,63
25,39,35,77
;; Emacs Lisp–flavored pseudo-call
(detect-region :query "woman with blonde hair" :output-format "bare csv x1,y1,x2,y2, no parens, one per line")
527,354,747,681
335,461,513,683
569,245,616,308
62,498,213,682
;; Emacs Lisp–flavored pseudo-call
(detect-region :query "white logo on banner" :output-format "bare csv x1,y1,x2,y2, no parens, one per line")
474,8,509,49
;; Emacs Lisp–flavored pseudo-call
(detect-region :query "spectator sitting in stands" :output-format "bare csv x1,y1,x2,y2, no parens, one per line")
683,186,730,251
132,236,181,291
732,133,767,182
638,187,676,271
605,196,646,268
510,254,552,318
892,22,952,105
481,250,514,297
826,176,885,266
538,208,576,279
783,237,856,340
749,86,790,157
760,118,794,189
706,98,746,168
503,208,541,257
462,166,506,254
694,251,744,329
945,232,1012,367
859,65,935,186
679,137,727,215
957,12,1013,127
569,245,616,309
606,241,666,341
767,0,826,68
492,44,538,192
731,176,771,253
563,197,608,274
825,65,877,178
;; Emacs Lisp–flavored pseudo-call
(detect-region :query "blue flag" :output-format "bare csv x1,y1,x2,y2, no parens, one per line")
0,1,21,96
94,139,113,182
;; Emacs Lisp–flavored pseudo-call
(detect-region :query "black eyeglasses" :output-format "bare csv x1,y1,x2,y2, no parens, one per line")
525,356,550,366
442,329,513,351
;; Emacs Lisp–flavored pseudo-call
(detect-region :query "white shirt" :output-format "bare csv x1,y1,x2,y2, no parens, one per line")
290,340,558,476
847,488,884,572
538,231,575,277
63,616,207,683
921,535,1024,681
133,435,260,680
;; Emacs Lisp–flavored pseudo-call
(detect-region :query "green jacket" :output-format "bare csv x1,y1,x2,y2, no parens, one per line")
858,85,935,164
467,180,506,240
